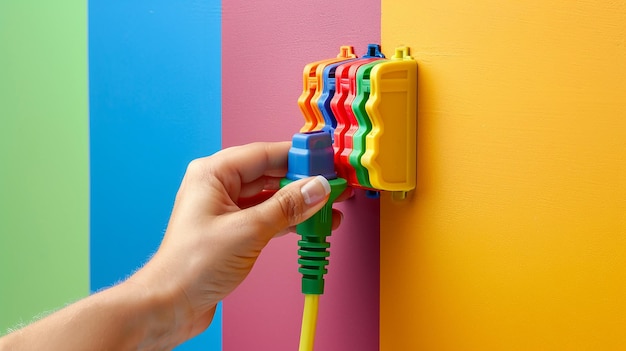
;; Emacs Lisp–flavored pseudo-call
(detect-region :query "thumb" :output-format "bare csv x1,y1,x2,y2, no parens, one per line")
247,175,331,240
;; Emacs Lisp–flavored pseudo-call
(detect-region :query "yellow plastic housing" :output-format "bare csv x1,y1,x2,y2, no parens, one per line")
361,47,417,197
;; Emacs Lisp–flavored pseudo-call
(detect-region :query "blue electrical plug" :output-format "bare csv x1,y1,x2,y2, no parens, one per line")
280,131,347,294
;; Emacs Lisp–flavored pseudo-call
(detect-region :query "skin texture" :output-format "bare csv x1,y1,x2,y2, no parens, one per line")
0,141,348,350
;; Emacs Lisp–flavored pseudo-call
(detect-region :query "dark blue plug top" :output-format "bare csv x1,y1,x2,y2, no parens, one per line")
286,131,337,181
362,43,385,58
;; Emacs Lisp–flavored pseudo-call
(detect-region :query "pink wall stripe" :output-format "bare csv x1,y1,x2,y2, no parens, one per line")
221,1,381,350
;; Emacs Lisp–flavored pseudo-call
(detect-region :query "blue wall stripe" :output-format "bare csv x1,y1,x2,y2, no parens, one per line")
88,1,222,349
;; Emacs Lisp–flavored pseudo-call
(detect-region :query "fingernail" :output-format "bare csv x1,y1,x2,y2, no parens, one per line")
301,175,331,205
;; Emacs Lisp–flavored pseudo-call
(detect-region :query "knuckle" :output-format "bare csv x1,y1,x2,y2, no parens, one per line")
185,156,221,182
186,157,207,176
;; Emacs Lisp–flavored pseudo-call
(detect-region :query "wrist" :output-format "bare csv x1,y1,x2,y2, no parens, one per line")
122,268,196,348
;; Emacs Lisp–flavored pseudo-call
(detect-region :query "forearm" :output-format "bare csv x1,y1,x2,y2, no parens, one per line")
0,279,195,351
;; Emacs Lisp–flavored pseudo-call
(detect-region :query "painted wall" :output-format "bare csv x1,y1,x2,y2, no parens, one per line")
381,1,626,350
1,2,383,349
0,1,89,333
88,0,223,349
221,0,381,350
0,2,225,348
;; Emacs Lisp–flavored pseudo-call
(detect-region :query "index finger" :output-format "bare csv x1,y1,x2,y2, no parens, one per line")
212,141,291,184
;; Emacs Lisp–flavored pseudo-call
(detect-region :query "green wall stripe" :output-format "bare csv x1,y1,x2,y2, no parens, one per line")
0,1,89,334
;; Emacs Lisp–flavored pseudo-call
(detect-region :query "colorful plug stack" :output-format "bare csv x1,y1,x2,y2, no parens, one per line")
299,45,417,199
287,46,418,351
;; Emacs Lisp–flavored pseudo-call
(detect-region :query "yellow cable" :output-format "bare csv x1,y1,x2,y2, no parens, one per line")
299,294,320,351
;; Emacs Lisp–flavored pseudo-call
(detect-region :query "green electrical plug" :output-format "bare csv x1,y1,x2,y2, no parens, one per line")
280,131,347,295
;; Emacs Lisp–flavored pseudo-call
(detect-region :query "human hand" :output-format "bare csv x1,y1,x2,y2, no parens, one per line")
0,141,351,350
128,141,350,343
